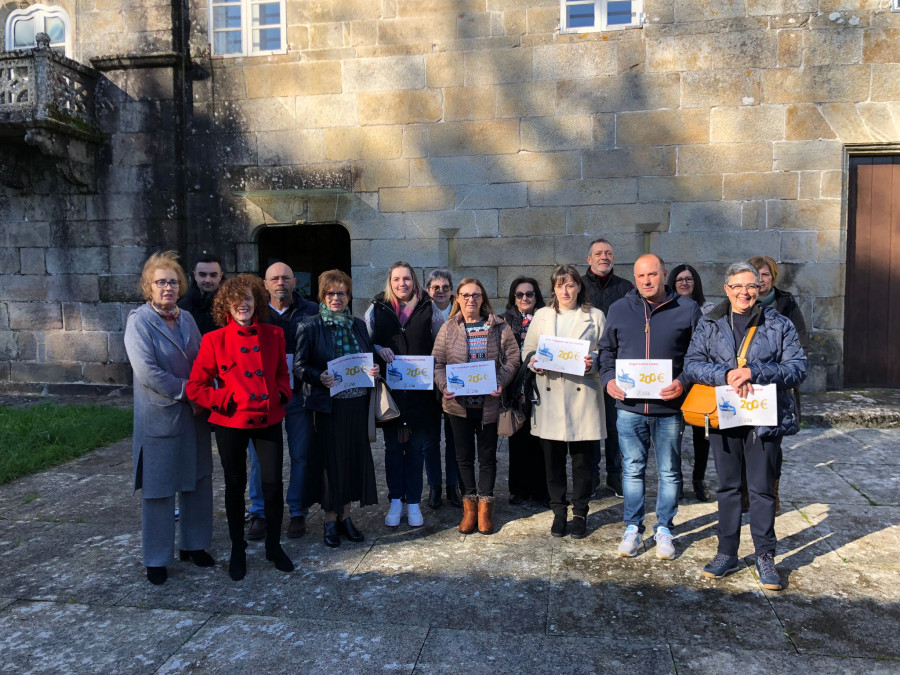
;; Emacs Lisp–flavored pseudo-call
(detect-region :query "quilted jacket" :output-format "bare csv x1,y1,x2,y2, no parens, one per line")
683,300,807,438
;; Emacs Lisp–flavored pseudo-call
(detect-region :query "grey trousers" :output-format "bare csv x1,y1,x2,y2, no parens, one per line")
141,474,213,567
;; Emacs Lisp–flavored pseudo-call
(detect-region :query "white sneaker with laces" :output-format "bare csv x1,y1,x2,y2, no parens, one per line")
407,503,424,527
385,499,403,527
617,525,643,557
654,526,676,560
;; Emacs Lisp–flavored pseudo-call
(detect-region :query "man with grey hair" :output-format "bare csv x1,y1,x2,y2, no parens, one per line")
424,269,461,509
599,254,701,560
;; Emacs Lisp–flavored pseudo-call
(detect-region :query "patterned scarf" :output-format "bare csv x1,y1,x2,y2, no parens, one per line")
149,301,180,320
320,304,361,359
391,292,419,327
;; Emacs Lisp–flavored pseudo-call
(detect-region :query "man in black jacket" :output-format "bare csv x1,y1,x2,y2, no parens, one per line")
177,254,224,335
246,262,319,540
583,238,633,498
599,254,701,561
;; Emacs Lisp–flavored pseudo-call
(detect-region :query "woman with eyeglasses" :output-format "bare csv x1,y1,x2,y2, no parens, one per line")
423,269,462,510
523,266,607,539
125,251,214,585
187,274,295,580
364,262,438,529
293,270,380,547
667,264,715,502
684,262,806,592
501,277,549,507
432,278,520,535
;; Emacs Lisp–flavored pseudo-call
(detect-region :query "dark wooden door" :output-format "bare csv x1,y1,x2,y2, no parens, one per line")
844,156,900,387
257,223,351,302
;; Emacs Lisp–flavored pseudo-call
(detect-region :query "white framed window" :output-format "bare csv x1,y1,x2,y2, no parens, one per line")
210,0,286,57
560,0,643,33
5,4,72,57
893,0,899,12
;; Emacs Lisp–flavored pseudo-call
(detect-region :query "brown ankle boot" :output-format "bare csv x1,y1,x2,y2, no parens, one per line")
774,478,781,515
459,495,478,534
477,495,494,535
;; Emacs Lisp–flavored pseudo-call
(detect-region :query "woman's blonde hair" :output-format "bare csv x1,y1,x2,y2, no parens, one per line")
382,261,421,304
449,278,493,320
139,251,188,302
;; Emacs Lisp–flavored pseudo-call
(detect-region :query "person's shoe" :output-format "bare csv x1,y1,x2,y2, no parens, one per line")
228,541,247,581
477,495,494,534
606,475,623,498
407,503,424,527
654,526,676,560
324,520,340,548
447,485,462,508
385,499,403,527
244,509,252,523
265,545,295,573
693,480,710,502
427,486,442,509
774,478,781,515
247,516,266,540
702,553,740,579
338,517,365,542
755,552,782,591
179,549,216,567
570,515,587,540
509,493,526,505
459,495,478,534
550,512,567,538
617,525,643,557
287,516,306,538
146,566,167,585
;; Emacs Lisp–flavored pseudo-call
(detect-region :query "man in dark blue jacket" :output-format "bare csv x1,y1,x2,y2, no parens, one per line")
599,254,701,561
246,262,319,540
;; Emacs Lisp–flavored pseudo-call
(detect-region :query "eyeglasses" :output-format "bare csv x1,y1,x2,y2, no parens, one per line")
430,285,451,292
725,283,760,292
515,291,535,299
152,279,179,289
675,276,694,285
459,293,482,301
325,291,347,299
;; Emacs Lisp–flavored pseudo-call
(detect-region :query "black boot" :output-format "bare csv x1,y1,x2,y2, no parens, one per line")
179,549,216,567
447,485,462,508
551,511,567,538
146,566,167,585
338,517,365,542
324,520,340,548
427,486,442,509
229,540,247,581
265,545,294,572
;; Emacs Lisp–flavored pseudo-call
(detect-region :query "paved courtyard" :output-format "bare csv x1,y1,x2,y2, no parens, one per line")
0,412,898,673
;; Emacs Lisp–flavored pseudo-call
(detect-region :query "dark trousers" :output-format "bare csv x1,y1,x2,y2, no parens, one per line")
215,423,284,552
448,416,498,497
710,427,780,557
541,439,593,518
509,421,548,500
425,413,459,488
691,425,710,482
593,390,623,480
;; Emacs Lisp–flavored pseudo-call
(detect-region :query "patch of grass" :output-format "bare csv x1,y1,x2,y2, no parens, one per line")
21,492,41,504
0,403,133,485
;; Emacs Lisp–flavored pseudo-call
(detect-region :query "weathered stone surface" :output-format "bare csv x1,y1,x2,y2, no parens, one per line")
499,207,567,237
871,64,900,102
358,90,442,125
785,103,838,140
711,106,785,142
295,94,358,128
351,159,410,192
258,130,326,165
646,34,713,72
521,115,592,152
557,73,681,115
426,52,465,88
324,127,402,161
533,42,617,81
485,152,582,183
803,27,864,66
529,179,638,207
427,120,521,156
379,186,455,212
723,172,798,200
7,303,62,330
617,109,710,146
584,147,676,179
681,69,760,108
767,199,842,231
762,65,870,104
678,143,773,175
639,175,722,203
343,55,426,92
670,201,743,232
567,203,672,235
245,62,343,98
443,86,495,122
455,183,527,210
495,82,556,118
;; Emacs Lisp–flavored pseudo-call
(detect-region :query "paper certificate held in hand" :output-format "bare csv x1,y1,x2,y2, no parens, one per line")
714,384,778,429
533,335,591,376
386,355,434,390
614,359,673,399
445,361,497,397
326,353,375,397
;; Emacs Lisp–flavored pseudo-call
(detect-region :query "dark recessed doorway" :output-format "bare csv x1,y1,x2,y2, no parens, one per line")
257,223,351,302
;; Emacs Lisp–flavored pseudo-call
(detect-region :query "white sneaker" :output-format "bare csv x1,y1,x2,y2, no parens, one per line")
407,503,424,527
654,526,676,560
385,499,402,527
617,525,643,557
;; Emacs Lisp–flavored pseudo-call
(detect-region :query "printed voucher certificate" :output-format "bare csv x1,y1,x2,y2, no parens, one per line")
327,353,374,396
715,384,778,429
445,361,497,396
533,335,590,376
386,355,434,390
614,359,673,399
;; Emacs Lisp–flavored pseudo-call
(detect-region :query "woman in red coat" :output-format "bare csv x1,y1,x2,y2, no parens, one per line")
187,274,294,581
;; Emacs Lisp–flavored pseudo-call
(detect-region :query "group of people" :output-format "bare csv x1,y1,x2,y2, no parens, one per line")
125,239,807,593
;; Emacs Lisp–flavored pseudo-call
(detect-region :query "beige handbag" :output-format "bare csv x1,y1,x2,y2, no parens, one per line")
498,406,526,437
368,377,401,441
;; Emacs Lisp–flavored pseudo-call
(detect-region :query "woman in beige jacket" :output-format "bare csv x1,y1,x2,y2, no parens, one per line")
523,265,607,539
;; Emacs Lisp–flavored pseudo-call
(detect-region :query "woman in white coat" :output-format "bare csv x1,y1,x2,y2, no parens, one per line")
523,265,606,539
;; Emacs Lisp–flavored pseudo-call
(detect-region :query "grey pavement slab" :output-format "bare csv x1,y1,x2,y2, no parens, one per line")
670,643,900,673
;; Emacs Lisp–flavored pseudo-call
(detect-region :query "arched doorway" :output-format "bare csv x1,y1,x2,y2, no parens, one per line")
257,223,351,301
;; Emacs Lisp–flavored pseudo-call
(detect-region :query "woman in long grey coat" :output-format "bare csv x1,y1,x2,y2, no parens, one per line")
124,251,214,585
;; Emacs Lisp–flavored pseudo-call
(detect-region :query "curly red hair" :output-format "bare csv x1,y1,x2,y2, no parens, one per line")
212,274,270,327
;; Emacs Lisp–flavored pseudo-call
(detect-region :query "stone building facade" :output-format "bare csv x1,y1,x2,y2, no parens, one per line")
1,0,899,393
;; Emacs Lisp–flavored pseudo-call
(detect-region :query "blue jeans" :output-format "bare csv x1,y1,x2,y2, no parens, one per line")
425,413,459,488
249,397,312,518
384,424,428,504
617,410,683,533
